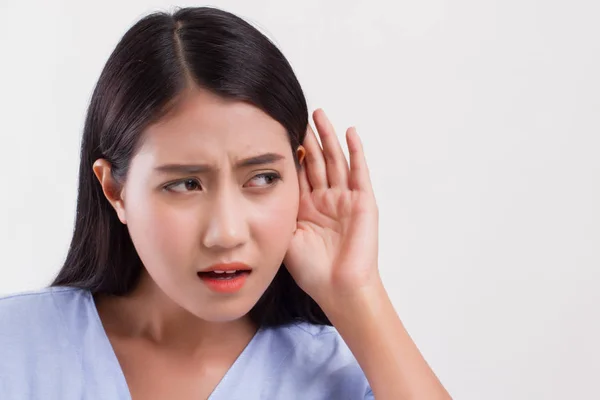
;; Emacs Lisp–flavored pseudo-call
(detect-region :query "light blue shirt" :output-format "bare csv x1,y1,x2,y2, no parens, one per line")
0,286,373,399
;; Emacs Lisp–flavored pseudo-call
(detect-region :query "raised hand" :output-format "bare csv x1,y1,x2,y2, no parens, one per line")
283,109,380,306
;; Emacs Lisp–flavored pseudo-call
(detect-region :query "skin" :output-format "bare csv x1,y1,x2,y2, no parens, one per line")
94,87,451,399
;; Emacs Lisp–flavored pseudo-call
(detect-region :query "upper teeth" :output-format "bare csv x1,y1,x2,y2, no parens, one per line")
214,270,236,274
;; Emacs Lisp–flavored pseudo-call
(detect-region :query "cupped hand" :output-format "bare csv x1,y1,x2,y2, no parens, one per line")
283,109,380,305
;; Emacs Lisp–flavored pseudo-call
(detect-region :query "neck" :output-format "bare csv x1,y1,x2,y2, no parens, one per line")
94,271,257,354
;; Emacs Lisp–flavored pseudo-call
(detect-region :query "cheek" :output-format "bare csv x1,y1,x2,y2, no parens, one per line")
251,185,300,254
123,186,200,270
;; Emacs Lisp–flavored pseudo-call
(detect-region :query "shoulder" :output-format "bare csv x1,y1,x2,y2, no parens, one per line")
0,286,91,364
0,286,110,398
255,322,373,399
0,285,87,310
0,286,90,339
268,322,355,364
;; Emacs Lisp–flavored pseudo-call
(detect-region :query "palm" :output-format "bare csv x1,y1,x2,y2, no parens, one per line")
283,110,379,302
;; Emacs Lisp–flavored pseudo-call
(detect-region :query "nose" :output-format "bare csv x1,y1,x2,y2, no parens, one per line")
201,185,249,251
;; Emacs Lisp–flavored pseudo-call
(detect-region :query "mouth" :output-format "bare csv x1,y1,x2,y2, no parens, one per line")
197,270,251,280
197,262,252,293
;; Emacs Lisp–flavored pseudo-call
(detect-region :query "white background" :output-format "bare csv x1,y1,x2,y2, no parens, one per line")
1,0,598,398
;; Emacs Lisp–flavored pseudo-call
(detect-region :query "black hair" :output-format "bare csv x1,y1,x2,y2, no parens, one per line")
51,6,330,327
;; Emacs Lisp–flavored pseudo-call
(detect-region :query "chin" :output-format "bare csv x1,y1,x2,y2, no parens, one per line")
188,295,258,323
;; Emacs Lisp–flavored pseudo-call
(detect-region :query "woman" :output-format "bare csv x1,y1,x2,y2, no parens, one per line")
0,6,451,400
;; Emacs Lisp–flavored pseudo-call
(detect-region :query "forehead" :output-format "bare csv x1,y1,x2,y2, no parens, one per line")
139,88,290,161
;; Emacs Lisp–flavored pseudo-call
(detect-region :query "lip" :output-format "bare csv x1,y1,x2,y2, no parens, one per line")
197,262,252,294
199,262,253,273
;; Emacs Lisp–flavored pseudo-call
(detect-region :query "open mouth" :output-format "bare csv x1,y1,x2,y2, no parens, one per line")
197,270,251,280
197,263,252,293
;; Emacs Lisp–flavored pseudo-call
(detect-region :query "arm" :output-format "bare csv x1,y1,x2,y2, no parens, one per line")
321,278,452,400
283,109,452,399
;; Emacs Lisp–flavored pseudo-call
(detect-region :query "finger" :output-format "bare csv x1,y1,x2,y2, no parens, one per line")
298,161,312,195
313,109,349,188
346,127,373,193
303,124,328,190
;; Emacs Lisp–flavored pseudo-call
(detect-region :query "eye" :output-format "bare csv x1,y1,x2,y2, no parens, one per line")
246,173,281,188
164,178,202,193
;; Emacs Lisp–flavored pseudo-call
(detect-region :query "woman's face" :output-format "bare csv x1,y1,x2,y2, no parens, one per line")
118,89,301,322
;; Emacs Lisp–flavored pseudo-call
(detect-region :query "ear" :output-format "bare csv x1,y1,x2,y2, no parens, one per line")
296,145,306,166
92,159,127,224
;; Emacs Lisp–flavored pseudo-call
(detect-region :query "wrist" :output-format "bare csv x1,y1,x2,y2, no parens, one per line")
317,275,389,322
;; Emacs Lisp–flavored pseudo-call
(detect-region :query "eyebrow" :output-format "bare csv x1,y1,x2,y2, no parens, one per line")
154,152,286,174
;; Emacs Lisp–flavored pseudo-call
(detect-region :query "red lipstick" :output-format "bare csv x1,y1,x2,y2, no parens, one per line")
197,262,252,293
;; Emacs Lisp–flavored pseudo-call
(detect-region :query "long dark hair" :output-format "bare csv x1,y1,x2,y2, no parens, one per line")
51,6,330,327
